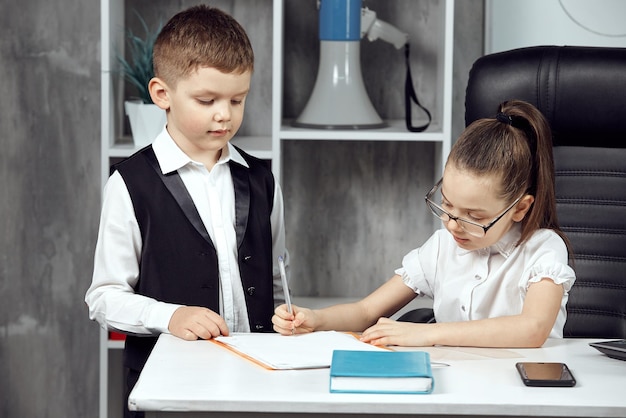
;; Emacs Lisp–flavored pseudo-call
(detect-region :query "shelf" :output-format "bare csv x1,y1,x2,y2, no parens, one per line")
271,0,454,180
279,119,445,142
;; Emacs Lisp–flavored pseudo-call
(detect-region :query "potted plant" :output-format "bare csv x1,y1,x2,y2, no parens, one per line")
118,12,166,147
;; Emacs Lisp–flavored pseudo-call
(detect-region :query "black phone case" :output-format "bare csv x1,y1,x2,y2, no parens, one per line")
515,362,576,387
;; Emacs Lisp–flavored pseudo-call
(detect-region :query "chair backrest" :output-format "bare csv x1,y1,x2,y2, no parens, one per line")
464,46,626,338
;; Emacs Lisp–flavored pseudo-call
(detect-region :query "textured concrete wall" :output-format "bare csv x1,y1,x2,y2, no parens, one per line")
0,0,101,416
0,1,483,416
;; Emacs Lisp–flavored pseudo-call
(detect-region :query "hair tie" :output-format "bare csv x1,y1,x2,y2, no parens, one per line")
496,112,513,125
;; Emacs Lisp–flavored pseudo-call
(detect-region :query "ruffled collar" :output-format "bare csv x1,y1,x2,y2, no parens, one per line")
455,223,522,258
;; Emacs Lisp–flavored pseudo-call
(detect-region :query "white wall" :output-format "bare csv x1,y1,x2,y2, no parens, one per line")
486,0,626,53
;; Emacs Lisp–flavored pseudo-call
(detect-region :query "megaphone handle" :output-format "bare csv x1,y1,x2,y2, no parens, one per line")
404,44,432,133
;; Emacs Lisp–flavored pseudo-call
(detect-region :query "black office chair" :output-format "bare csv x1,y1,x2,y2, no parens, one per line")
400,46,626,339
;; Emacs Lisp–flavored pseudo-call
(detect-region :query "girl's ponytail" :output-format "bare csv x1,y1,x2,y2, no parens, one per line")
498,100,565,246
449,99,568,248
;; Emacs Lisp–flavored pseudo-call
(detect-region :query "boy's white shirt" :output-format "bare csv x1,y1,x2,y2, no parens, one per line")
85,127,287,336
397,224,575,338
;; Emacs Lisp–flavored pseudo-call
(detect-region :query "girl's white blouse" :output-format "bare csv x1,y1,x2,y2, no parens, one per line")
396,224,576,337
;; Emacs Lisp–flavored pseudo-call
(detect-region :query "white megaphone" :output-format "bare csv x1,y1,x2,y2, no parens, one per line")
293,0,408,130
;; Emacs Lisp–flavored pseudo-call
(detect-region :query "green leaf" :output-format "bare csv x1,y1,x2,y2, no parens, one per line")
116,10,162,104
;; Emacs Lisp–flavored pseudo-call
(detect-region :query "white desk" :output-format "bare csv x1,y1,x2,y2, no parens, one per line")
129,334,626,418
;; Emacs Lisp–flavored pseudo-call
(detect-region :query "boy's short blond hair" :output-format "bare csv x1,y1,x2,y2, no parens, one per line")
153,5,254,86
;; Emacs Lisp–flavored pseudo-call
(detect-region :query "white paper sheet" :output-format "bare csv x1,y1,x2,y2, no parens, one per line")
214,331,386,369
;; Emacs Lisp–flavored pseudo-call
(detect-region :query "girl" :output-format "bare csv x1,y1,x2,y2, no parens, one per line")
273,99,575,348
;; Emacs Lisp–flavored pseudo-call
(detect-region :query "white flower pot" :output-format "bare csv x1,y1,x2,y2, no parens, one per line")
124,100,166,147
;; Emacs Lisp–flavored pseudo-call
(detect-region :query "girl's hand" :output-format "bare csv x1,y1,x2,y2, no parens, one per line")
360,317,432,347
272,304,316,335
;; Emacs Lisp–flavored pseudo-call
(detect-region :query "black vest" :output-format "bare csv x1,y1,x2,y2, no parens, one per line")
115,146,276,371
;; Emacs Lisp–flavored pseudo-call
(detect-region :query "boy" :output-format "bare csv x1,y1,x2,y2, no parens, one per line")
85,5,287,417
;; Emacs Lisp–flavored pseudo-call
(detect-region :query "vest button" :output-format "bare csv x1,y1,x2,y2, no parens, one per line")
243,255,252,262
247,286,255,295
255,324,264,330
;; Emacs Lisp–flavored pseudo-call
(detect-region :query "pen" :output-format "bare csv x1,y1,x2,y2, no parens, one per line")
278,256,292,315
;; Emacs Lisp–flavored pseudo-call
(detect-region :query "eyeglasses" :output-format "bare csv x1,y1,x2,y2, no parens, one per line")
425,178,523,238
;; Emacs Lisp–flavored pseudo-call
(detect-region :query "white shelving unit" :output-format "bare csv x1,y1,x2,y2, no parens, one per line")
99,1,454,416
272,0,454,181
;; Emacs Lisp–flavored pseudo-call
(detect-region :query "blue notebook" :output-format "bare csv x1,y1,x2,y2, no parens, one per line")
329,350,434,394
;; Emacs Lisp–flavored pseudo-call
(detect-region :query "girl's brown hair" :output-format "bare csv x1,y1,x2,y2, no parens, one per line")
448,99,569,250
153,5,254,86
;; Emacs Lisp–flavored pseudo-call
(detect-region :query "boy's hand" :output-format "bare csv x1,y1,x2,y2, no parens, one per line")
272,304,315,335
169,306,229,341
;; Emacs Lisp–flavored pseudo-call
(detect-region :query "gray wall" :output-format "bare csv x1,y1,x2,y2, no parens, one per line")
0,1,483,416
0,1,101,417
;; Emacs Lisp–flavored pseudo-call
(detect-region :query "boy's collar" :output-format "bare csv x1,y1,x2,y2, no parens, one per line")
225,143,249,168
152,128,249,174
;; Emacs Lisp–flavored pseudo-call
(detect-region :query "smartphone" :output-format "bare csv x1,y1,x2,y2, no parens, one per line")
515,362,576,387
